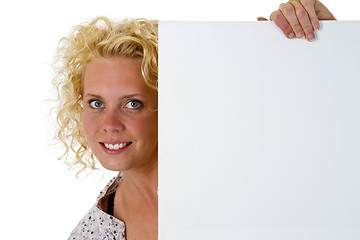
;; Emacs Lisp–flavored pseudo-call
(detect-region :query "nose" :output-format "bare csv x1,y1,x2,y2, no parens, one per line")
103,109,125,133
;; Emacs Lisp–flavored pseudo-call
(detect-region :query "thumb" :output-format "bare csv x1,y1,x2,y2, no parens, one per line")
257,17,268,21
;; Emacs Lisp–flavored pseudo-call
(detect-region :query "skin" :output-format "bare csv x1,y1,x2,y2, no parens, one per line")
82,56,158,240
258,0,336,41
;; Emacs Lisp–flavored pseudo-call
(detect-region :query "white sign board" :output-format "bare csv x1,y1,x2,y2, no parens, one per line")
159,21,360,240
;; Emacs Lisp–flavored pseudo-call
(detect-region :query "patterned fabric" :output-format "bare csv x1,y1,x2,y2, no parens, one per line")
68,172,126,240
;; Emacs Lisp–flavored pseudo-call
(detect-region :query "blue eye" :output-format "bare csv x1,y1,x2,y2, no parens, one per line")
89,100,104,109
125,100,143,109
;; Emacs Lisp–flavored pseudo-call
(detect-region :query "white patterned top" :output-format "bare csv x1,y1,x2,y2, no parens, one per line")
68,172,126,240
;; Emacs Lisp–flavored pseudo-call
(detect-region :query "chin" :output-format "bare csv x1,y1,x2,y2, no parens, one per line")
98,159,130,172
92,147,132,171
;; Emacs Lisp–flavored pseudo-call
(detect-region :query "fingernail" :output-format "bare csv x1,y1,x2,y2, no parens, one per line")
313,22,320,31
307,33,315,41
297,32,305,39
288,32,295,39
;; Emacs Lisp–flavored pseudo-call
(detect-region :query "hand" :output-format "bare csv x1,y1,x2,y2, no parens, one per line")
258,0,336,41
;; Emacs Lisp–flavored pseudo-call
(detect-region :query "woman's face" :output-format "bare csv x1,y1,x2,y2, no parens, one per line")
82,56,158,172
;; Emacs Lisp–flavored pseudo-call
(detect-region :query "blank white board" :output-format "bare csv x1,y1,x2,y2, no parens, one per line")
158,21,360,240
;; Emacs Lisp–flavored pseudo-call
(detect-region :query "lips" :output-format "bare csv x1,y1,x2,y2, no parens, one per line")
100,141,132,154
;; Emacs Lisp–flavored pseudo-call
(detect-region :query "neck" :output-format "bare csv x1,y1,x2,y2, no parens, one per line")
120,159,158,208
114,160,158,239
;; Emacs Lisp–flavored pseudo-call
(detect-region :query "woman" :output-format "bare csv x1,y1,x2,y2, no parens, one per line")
53,1,335,239
54,17,158,240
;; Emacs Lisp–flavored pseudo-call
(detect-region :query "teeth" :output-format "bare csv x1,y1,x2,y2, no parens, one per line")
104,142,130,150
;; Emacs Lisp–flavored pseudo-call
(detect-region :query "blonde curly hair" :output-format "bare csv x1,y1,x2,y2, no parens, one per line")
53,17,158,174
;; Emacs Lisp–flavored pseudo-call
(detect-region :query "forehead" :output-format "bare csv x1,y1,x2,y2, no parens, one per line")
83,56,148,94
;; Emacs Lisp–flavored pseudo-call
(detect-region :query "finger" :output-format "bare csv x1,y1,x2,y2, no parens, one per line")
278,2,305,39
300,0,320,30
289,0,315,41
257,17,268,21
270,10,295,39
313,0,336,20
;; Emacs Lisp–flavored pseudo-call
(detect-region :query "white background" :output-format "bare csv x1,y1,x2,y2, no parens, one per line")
0,0,358,239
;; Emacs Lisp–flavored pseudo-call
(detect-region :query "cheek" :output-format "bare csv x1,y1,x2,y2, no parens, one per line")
133,113,158,142
82,111,97,140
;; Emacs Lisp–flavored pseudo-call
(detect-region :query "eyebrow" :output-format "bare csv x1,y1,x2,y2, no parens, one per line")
84,93,143,100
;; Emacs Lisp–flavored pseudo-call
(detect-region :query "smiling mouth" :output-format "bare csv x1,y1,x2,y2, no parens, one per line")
101,142,132,150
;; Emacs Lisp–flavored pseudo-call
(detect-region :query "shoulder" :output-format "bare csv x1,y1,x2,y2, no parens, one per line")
68,205,125,240
68,173,125,240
